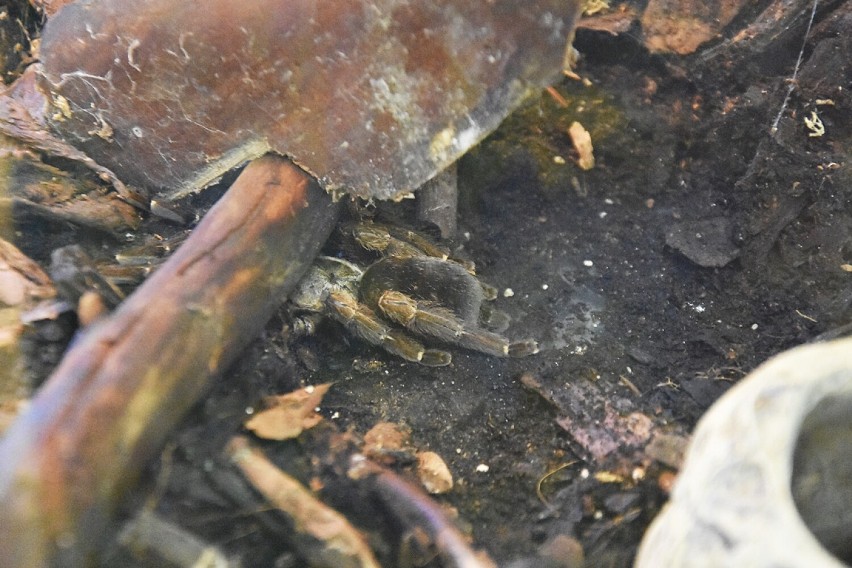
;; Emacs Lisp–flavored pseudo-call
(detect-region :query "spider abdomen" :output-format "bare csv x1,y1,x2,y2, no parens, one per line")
360,257,484,325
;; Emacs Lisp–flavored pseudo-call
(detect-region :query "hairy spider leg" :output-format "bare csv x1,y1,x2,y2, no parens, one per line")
378,290,464,338
350,223,424,259
350,220,482,275
385,226,450,260
326,290,451,366
377,290,539,358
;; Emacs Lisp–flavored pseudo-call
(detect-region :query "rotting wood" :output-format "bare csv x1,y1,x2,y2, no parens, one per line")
0,154,340,567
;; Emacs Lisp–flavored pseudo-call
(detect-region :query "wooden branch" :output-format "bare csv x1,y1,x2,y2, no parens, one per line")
228,436,381,568
0,155,340,567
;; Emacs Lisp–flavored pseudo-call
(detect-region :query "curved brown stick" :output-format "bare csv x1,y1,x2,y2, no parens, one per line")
368,467,497,568
0,155,340,567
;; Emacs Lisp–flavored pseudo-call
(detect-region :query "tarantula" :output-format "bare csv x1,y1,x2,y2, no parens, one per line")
290,219,539,366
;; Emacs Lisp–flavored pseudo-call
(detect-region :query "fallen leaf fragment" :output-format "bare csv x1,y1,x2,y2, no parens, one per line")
416,451,454,494
245,383,331,440
0,238,55,307
568,121,595,170
363,421,412,464
228,436,380,568
557,402,655,463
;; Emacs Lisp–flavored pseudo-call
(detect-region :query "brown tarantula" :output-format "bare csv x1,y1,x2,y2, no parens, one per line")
290,218,539,366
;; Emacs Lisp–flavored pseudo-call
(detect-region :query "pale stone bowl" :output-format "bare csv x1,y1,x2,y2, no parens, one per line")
636,337,852,567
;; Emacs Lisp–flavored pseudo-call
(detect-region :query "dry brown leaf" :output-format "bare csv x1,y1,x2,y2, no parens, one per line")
363,422,412,463
416,451,454,494
568,121,595,170
244,383,331,440
0,238,55,307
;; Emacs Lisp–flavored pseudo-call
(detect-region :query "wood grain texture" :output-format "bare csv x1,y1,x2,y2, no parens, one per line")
0,155,339,567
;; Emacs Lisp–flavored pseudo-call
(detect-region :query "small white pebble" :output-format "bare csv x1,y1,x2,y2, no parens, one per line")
305,385,315,393
541,284,549,290
476,463,490,473
604,198,614,205
553,155,566,164
580,468,590,479
331,411,340,419
245,406,255,415
583,260,594,267
503,288,515,298
751,323,759,330
598,211,607,219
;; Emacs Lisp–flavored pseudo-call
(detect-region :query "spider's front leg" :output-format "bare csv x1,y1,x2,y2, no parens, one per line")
361,257,539,359
326,290,452,367
376,290,539,358
349,221,450,262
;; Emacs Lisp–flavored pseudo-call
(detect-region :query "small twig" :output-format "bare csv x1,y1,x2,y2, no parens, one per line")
618,375,642,397
115,509,234,568
545,85,569,107
795,309,818,323
353,457,498,568
536,461,579,510
228,436,380,568
655,377,681,391
0,156,340,567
